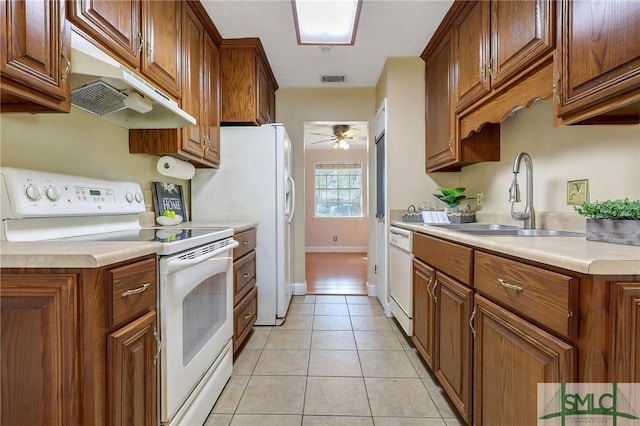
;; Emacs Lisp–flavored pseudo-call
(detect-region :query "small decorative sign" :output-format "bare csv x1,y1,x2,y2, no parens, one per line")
152,181,186,220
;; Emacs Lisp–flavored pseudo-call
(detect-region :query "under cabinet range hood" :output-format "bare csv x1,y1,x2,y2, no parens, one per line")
70,32,196,129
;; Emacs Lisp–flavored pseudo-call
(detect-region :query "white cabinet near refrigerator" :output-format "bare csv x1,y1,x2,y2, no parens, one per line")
192,124,295,325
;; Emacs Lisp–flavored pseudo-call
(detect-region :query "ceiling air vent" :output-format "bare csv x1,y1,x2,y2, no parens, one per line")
321,75,346,83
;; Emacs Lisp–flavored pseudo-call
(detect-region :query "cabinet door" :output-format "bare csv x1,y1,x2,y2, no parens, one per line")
1,273,79,426
558,0,640,120
203,32,220,166
257,59,271,124
1,0,70,111
474,295,576,426
425,30,456,172
454,1,491,112
107,310,158,426
412,258,436,370
180,3,204,158
610,282,640,382
141,0,181,98
435,272,473,424
490,0,554,89
68,0,140,68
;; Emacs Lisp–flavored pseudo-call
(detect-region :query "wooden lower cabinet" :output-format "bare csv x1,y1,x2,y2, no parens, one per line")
0,273,79,426
412,258,436,369
0,255,157,426
233,228,258,353
610,281,640,382
473,295,576,426
435,272,474,424
107,310,158,426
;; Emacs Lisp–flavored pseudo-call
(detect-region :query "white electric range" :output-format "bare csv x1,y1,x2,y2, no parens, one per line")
0,167,236,426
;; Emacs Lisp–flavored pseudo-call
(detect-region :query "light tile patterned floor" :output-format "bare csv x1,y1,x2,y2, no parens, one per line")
205,295,465,426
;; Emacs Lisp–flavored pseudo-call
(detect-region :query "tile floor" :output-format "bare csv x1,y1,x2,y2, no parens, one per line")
204,295,465,426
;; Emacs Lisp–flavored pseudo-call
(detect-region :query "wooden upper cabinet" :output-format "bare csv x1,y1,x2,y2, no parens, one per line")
221,38,278,125
1,0,71,112
424,30,457,171
556,0,640,125
129,1,221,168
455,0,554,112
68,0,181,99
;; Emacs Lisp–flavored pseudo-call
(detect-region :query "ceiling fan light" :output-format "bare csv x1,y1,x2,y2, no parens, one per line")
338,139,350,150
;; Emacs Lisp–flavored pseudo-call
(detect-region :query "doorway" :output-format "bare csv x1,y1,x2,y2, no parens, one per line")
303,121,370,295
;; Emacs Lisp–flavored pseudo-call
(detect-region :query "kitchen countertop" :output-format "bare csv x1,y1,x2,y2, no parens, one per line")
392,220,640,275
0,221,258,269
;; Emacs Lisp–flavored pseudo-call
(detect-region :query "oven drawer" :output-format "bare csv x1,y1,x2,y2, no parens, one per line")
107,258,157,328
234,250,256,304
233,228,257,260
474,251,578,339
234,286,257,353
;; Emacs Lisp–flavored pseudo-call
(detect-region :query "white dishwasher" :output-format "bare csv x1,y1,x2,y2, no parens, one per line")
389,226,414,336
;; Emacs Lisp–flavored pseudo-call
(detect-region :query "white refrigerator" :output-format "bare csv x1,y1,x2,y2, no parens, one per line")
191,124,295,326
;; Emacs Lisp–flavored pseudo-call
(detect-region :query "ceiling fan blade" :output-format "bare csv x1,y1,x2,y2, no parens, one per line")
310,132,334,137
310,138,335,144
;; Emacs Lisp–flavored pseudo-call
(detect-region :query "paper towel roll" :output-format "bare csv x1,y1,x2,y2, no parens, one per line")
156,156,195,180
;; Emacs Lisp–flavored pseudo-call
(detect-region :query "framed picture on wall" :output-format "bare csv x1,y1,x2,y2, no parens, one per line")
152,181,187,220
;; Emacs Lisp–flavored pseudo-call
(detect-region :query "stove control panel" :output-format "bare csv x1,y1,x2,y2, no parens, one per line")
1,167,145,218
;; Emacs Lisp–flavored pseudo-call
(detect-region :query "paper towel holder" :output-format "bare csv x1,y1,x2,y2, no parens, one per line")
156,156,196,180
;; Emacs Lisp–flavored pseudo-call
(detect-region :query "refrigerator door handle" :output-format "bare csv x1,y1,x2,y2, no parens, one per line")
287,175,296,224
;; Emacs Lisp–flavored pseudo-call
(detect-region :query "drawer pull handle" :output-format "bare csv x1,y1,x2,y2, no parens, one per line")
469,307,477,338
243,240,249,245
244,313,252,320
122,283,151,297
243,273,250,278
497,279,523,292
153,326,161,365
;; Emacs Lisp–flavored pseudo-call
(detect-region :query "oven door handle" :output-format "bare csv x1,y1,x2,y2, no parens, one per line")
166,240,239,273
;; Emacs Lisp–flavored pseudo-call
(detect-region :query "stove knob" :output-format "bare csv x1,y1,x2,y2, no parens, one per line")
46,186,61,201
125,192,134,203
135,192,143,203
25,184,42,201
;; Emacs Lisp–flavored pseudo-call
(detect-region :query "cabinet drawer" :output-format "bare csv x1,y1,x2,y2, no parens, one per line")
234,286,257,353
413,233,473,284
234,250,256,303
234,228,257,260
107,258,157,328
474,251,578,339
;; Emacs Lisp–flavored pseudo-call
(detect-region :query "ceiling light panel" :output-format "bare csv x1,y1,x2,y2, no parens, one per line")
292,0,362,45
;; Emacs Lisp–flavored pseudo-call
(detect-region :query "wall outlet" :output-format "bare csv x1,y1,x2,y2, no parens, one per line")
332,235,338,242
567,179,589,205
476,192,484,208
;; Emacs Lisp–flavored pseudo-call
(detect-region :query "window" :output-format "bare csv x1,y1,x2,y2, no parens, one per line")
314,162,362,217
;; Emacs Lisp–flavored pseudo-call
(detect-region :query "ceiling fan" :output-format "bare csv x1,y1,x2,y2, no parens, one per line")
310,124,365,150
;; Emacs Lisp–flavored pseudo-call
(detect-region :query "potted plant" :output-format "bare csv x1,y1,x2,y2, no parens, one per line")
574,198,640,246
433,187,467,212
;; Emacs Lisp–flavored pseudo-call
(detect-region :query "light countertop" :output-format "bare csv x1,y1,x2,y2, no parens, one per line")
0,221,258,269
392,220,640,275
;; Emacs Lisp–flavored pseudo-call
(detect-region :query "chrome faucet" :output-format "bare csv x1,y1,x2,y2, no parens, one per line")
508,152,535,229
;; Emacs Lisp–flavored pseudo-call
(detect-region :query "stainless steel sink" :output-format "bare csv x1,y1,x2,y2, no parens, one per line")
455,228,585,237
428,223,519,231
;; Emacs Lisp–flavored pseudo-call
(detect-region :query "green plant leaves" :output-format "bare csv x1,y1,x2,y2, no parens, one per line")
433,187,467,208
574,199,640,220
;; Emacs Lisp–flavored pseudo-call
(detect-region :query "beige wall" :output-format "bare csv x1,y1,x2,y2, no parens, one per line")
305,147,368,252
459,99,640,223
276,88,376,285
0,108,190,213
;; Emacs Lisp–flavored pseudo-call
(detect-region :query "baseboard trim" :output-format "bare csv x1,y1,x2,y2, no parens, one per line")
306,247,368,253
292,281,307,295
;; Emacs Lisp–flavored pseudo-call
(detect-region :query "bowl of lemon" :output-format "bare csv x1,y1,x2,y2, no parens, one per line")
156,210,183,226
